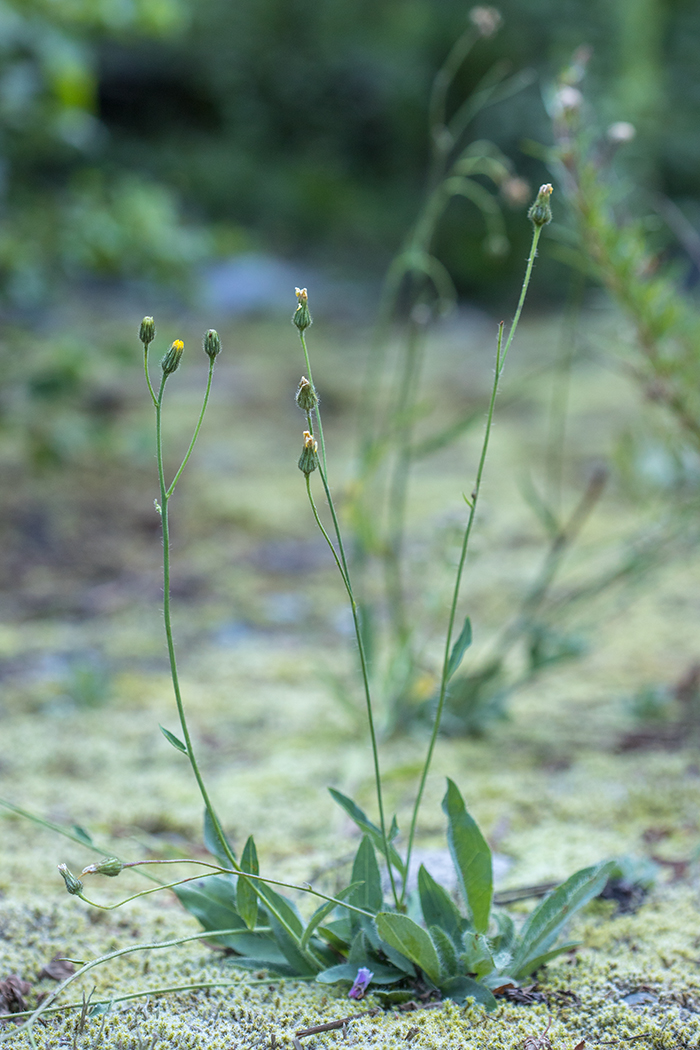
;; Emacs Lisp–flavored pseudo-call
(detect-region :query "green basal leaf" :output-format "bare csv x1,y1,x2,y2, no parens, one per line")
262,884,321,976
322,916,353,945
237,835,259,931
376,912,441,986
174,877,284,963
429,924,458,979
446,617,473,681
316,924,349,953
328,789,405,877
351,835,383,914
439,975,497,1011
316,961,404,986
159,724,187,754
460,930,494,976
510,861,614,978
226,956,302,977
301,882,364,952
491,910,515,953
418,864,462,939
513,941,580,978
442,779,492,934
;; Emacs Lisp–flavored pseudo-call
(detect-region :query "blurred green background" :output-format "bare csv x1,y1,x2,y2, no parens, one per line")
2,0,699,306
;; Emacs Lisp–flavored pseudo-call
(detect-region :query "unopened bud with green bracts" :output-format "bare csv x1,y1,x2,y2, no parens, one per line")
293,287,312,332
139,316,156,346
298,429,319,475
161,339,184,376
296,376,318,411
528,184,554,228
81,856,124,878
203,329,221,360
58,863,83,896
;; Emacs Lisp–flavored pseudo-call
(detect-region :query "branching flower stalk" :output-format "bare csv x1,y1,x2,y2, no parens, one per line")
401,185,553,902
0,926,309,1045
70,856,376,920
144,324,324,967
294,292,401,909
147,329,231,864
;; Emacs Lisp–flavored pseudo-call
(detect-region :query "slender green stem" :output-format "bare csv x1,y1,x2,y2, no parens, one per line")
143,345,158,407
0,977,307,1025
299,330,328,476
0,927,290,1043
305,475,350,590
305,469,401,909
0,798,162,884
155,371,326,965
155,375,232,868
80,856,375,919
299,363,400,908
401,224,543,903
166,356,215,498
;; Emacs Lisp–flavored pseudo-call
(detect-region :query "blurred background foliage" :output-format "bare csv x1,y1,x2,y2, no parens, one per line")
1,0,699,306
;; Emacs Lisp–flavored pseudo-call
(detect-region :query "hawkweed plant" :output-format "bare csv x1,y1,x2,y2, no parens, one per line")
2,186,617,1047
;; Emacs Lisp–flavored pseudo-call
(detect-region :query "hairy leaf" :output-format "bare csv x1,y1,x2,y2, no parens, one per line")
429,924,458,979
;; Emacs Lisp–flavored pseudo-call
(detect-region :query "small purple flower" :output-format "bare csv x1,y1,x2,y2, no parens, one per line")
348,966,374,1000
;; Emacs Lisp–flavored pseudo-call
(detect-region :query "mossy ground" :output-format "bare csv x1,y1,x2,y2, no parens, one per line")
1,304,699,1047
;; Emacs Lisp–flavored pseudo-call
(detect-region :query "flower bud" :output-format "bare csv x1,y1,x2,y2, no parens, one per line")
296,376,318,412
298,430,319,475
58,863,83,896
203,329,221,360
139,316,156,346
293,287,312,332
161,339,184,376
81,856,124,878
528,184,554,228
